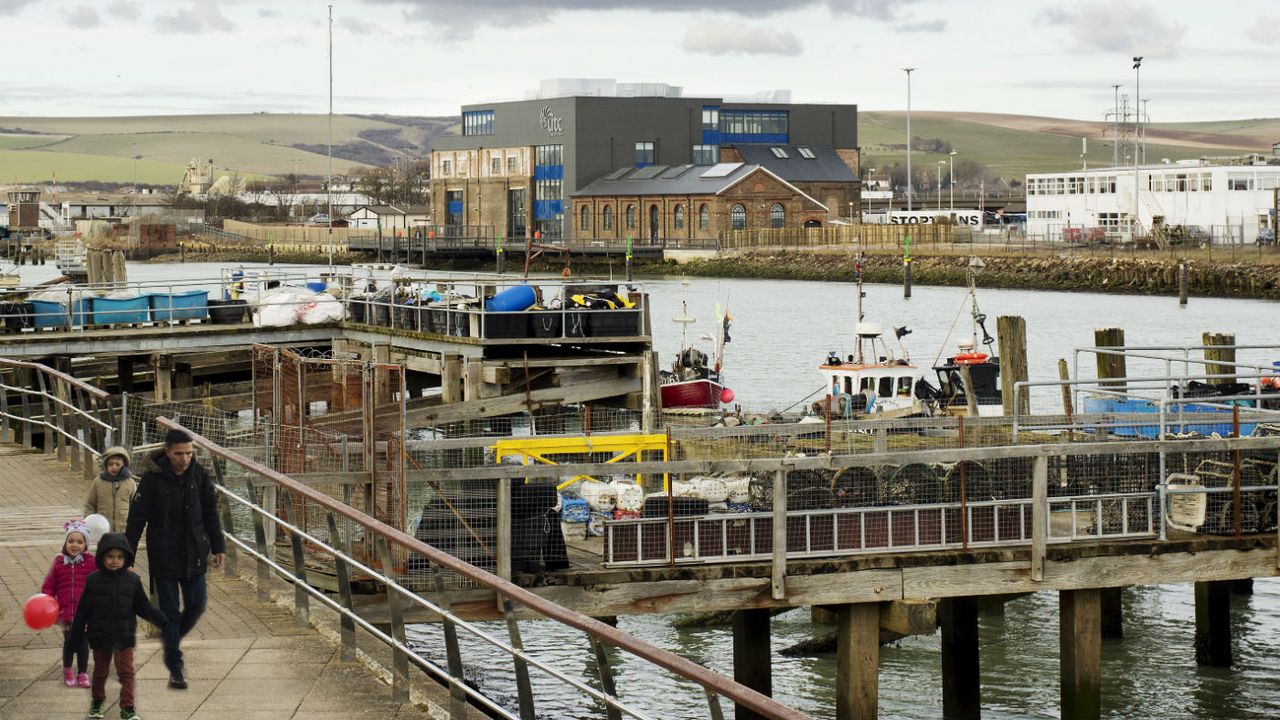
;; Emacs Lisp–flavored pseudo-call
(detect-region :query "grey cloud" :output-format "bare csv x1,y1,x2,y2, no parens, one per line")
0,0,35,16
67,5,101,28
341,17,375,35
1246,16,1278,44
897,20,945,33
1039,1,1187,59
363,0,917,37
682,20,802,56
155,1,237,34
107,1,141,21
258,8,278,18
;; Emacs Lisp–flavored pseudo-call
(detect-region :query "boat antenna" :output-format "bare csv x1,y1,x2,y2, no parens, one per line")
967,256,995,353
673,279,695,367
854,255,866,364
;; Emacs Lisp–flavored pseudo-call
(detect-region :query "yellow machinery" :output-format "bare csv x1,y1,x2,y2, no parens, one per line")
491,433,669,491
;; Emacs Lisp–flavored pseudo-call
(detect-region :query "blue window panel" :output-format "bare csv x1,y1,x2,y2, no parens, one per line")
533,200,564,220
533,165,564,180
447,201,463,214
702,130,722,145
635,162,652,169
721,132,789,144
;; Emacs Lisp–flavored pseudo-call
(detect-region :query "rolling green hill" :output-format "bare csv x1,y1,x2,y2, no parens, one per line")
0,111,1272,187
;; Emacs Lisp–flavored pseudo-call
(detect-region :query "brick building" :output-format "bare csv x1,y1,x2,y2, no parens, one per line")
430,87,859,240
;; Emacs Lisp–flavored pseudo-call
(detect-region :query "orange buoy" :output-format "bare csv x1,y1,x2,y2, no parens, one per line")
954,352,989,365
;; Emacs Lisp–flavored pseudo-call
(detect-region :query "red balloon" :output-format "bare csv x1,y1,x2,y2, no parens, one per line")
23,593,59,630
720,388,735,404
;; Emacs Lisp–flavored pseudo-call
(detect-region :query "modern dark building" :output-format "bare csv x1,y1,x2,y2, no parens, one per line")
430,93,859,240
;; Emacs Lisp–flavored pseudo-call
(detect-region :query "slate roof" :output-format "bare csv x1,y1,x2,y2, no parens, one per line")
574,163,755,197
732,144,857,183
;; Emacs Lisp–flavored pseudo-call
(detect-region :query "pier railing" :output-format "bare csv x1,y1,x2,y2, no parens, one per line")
0,358,113,478
156,416,807,720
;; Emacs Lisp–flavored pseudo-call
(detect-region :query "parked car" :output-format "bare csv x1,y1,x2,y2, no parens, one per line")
308,213,332,225
1258,228,1275,246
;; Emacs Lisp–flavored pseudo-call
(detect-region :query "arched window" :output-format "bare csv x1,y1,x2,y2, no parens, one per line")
730,203,747,230
602,205,613,230
770,203,785,228
580,205,591,231
626,205,636,230
699,204,709,230
673,205,685,230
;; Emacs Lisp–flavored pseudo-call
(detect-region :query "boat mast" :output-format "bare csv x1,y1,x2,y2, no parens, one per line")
673,280,695,366
854,256,866,364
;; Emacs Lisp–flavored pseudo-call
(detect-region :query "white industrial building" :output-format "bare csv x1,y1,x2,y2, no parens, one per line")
1026,155,1280,243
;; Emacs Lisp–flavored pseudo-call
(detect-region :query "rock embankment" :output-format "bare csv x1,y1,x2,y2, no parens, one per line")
674,251,1280,299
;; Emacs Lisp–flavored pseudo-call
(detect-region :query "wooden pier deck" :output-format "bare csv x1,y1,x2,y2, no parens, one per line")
0,445,449,720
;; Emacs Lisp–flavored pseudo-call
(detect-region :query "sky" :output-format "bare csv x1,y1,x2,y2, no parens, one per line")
0,0,1277,121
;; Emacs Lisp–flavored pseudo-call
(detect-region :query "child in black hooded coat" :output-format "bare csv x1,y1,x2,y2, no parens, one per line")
69,532,167,720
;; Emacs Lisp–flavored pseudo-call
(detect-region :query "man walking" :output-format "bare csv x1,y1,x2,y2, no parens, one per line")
126,429,225,689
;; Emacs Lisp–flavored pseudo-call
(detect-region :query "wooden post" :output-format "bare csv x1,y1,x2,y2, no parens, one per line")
771,468,787,600
441,353,464,404
836,603,880,720
732,609,773,720
940,596,980,720
1194,580,1233,667
1031,456,1047,581
1100,589,1123,640
1093,327,1127,389
1057,359,1074,426
117,357,135,394
1060,589,1102,720
958,362,979,418
1178,260,1188,305
152,353,173,403
997,315,1029,417
464,358,484,401
902,258,912,298
1202,332,1236,386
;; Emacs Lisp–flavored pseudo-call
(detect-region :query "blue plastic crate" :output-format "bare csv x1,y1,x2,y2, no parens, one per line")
91,296,150,325
29,298,91,328
148,290,209,321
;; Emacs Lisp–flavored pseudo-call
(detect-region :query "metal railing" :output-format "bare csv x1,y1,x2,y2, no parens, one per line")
0,358,113,478
157,416,806,720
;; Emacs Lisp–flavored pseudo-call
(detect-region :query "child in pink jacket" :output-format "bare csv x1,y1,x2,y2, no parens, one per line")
41,519,98,688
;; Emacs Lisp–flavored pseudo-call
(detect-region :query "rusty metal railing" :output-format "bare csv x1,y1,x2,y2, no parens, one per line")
157,416,807,720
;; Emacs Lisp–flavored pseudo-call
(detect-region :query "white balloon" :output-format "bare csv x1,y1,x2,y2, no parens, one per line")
83,514,111,541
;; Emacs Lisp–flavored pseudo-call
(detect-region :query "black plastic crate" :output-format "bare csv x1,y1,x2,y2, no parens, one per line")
484,312,527,338
528,312,561,338
588,310,639,337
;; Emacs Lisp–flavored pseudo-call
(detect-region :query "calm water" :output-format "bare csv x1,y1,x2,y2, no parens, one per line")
23,260,1280,718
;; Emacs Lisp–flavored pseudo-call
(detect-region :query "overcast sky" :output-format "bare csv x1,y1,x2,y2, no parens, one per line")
0,0,1276,121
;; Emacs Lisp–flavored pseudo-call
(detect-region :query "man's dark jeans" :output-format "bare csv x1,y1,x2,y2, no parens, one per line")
155,574,207,672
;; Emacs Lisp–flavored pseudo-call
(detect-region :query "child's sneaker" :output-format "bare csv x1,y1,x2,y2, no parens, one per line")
119,709,141,720
87,699,105,718
76,672,91,688
64,667,76,687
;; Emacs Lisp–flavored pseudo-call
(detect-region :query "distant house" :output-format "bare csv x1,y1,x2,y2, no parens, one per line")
347,204,431,231
60,192,170,220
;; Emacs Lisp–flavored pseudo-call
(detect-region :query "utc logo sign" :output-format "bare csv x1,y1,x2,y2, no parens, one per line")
538,106,564,136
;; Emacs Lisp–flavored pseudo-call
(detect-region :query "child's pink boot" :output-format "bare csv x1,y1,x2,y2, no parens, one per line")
76,672,90,688
63,667,75,687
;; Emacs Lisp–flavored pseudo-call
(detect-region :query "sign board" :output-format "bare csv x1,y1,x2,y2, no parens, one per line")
887,210,983,227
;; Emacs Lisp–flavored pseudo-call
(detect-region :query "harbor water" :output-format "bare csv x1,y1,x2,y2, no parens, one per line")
17,261,1280,718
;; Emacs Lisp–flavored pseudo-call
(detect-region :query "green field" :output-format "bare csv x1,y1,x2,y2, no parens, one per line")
0,111,1271,186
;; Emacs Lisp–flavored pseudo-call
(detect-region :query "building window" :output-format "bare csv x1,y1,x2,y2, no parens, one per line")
580,206,590,232
507,156,518,173
1228,176,1252,191
626,205,636,229
635,141,655,167
462,110,495,136
701,106,719,132
602,205,613,230
491,156,501,175
731,203,746,230
770,203,785,228
770,147,789,159
797,146,816,159
441,159,451,175
445,190,463,226
673,204,685,230
699,204,709,230
719,109,788,142
693,144,719,165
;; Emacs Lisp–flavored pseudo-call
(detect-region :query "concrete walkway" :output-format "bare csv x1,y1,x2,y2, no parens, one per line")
0,445,439,719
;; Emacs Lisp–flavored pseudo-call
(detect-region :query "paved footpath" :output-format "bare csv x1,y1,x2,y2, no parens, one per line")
0,445,441,720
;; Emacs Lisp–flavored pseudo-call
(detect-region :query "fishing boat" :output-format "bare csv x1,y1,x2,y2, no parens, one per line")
923,257,1004,417
660,283,734,408
816,260,928,419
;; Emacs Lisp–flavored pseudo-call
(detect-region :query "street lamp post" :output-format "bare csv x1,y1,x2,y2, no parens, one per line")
948,150,956,212
903,67,916,212
937,161,945,211
1132,56,1143,240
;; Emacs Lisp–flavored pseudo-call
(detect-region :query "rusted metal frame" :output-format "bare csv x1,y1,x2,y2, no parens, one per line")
159,416,809,720
281,492,311,628
326,512,359,662
592,637,624,720
432,568,471,719
376,537,410,702
244,479,271,604
501,599,537,720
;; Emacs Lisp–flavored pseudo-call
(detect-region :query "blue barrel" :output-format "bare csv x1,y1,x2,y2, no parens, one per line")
306,280,328,294
485,285,536,312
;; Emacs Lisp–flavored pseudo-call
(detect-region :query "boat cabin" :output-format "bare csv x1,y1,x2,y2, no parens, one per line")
818,321,923,418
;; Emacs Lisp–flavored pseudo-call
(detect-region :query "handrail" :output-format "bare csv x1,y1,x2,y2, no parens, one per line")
157,416,807,720
0,357,110,399
0,358,113,478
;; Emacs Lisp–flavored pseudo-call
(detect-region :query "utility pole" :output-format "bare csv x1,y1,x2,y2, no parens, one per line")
327,4,334,268
903,67,916,212
1132,56,1143,240
1111,84,1121,167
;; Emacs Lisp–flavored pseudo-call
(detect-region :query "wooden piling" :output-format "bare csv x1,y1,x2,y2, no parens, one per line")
1100,588,1123,640
1178,261,1188,305
940,596,981,720
1059,588,1102,720
1194,580,1233,666
902,258,912,299
997,315,1029,417
152,353,173,403
441,354,464,404
836,603,880,720
1093,327,1127,389
1202,332,1236,386
732,609,773,720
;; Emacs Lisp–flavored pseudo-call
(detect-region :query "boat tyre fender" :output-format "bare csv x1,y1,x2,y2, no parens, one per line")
954,352,988,365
